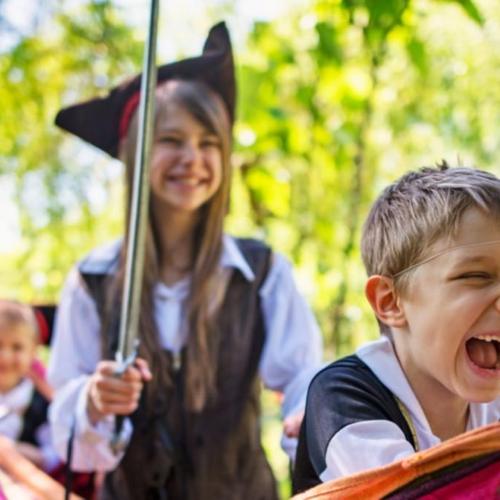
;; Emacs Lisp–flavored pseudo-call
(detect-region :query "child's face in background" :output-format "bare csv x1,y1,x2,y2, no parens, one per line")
394,207,500,405
0,324,35,393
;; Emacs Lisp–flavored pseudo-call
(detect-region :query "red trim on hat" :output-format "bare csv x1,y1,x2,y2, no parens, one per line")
34,309,49,344
118,91,141,139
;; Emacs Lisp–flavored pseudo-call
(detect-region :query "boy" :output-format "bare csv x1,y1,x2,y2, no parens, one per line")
293,163,500,493
0,300,58,472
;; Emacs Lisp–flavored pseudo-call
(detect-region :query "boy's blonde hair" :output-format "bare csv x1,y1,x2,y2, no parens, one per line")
361,162,500,334
0,299,39,341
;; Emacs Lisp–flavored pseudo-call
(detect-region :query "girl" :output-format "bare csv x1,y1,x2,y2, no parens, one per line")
48,23,322,500
0,300,59,474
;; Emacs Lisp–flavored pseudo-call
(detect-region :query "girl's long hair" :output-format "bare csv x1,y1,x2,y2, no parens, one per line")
103,79,232,412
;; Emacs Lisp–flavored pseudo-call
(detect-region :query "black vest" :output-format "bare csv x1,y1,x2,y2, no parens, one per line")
19,388,49,445
292,355,416,494
79,238,279,500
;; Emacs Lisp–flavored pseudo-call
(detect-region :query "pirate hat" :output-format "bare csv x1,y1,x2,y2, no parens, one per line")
55,22,235,158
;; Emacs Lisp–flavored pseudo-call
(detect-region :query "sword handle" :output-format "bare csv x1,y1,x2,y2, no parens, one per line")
110,340,139,455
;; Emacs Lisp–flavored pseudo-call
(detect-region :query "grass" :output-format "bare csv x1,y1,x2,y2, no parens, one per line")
261,389,294,499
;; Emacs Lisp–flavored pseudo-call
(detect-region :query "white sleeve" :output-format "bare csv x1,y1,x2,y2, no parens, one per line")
320,420,415,482
259,253,323,459
47,268,132,472
35,422,61,472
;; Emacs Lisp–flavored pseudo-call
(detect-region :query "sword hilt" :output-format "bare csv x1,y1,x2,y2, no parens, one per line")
110,339,140,455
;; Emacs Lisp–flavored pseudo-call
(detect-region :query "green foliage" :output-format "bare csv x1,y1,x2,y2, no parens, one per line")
230,0,498,358
0,0,141,302
448,0,485,24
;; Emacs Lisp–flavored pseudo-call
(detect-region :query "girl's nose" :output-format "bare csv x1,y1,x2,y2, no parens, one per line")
181,142,201,166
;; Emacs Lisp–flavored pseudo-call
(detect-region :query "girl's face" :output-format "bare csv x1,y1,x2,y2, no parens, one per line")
0,325,35,393
149,101,223,216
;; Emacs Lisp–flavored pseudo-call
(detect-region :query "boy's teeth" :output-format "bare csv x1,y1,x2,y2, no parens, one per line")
473,335,498,342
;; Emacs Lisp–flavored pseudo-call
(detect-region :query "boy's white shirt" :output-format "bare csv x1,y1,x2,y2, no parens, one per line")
48,235,323,471
319,336,500,482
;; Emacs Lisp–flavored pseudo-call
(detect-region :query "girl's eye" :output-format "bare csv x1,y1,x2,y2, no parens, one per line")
158,136,181,145
201,137,220,148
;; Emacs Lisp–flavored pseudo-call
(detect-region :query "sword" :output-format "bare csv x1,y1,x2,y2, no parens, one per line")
110,0,160,454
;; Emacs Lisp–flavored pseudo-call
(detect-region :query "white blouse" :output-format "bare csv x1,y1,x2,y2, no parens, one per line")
48,235,323,471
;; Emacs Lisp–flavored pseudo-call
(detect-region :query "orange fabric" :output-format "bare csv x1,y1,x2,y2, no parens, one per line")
292,422,500,500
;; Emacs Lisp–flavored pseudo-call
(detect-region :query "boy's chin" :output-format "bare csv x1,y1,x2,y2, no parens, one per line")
458,384,500,404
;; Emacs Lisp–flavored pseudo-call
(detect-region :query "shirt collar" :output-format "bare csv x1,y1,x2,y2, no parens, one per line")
220,235,255,282
356,337,430,430
356,336,500,444
154,235,255,299
107,235,255,282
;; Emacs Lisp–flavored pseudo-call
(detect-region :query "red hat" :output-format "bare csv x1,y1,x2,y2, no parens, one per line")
55,22,235,159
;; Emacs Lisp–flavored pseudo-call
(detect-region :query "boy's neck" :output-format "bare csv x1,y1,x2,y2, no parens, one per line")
393,342,470,441
417,389,469,441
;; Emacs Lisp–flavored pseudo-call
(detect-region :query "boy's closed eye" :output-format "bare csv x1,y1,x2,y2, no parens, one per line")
450,271,496,283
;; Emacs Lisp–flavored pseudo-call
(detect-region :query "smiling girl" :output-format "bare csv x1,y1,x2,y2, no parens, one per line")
0,300,58,473
48,23,322,500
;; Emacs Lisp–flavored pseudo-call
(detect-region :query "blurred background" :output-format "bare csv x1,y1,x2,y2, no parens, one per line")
1,0,500,496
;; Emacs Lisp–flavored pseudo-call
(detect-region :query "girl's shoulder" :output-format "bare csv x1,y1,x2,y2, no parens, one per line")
223,235,272,283
232,236,272,269
75,239,122,306
78,239,122,276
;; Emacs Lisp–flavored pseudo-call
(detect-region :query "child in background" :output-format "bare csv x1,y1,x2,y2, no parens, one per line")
0,300,58,473
293,163,500,493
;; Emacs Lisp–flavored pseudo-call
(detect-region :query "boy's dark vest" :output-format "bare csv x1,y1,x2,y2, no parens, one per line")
78,238,279,500
18,389,49,445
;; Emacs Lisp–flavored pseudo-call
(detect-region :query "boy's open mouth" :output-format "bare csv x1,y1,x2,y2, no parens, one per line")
466,336,500,370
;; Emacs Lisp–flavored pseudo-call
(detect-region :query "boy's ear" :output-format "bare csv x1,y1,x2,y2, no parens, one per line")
365,275,407,328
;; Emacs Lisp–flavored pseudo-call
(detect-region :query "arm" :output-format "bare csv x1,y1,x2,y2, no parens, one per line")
258,253,323,459
47,268,136,471
14,442,46,469
296,360,415,486
0,435,82,500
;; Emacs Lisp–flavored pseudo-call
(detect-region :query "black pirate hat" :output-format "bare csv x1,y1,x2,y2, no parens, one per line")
55,22,235,159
